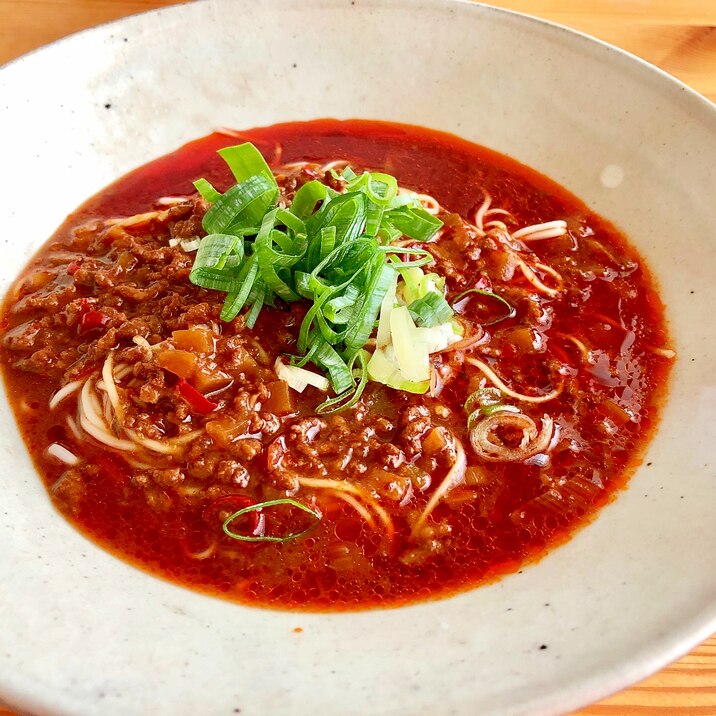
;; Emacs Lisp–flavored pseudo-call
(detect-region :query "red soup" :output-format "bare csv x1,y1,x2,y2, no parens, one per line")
0,120,672,610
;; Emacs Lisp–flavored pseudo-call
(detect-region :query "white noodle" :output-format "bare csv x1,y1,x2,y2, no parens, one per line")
114,364,133,380
105,210,167,227
514,257,560,298
416,193,441,215
215,126,242,137
102,392,114,428
649,346,676,359
66,416,82,441
512,220,567,240
79,412,136,452
47,443,80,466
156,196,189,206
465,357,562,403
320,159,350,172
132,335,152,351
102,351,124,422
49,380,82,410
414,438,466,532
79,380,107,430
298,477,368,497
124,430,178,455
473,192,492,232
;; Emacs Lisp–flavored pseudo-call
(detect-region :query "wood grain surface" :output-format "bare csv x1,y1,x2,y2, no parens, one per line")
0,2,715,715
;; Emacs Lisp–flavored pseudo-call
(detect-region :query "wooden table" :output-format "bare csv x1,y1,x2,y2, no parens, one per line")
1,2,715,714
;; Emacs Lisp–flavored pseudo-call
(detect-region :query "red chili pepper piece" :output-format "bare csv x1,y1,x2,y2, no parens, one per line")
78,310,110,335
67,260,83,275
176,378,218,414
203,495,260,532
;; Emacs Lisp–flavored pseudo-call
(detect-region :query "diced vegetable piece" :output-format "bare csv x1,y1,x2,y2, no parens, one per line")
263,380,295,414
505,327,539,352
205,416,251,448
171,329,214,354
230,346,260,375
157,350,198,379
192,363,233,393
422,427,449,456
24,271,55,291
176,379,218,414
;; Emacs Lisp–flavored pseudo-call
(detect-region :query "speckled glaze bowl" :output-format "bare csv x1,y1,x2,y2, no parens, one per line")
1,2,715,715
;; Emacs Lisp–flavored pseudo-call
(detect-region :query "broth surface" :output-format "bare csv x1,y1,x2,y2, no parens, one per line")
0,120,672,610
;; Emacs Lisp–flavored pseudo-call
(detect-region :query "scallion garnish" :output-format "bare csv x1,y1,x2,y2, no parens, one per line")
464,387,520,430
189,142,447,408
452,288,516,326
222,498,321,543
408,292,454,327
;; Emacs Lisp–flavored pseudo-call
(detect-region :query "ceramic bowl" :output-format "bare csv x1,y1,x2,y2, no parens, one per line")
1,2,715,715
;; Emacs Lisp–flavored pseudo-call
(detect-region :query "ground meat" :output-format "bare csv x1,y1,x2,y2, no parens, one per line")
288,417,325,458
170,205,206,240
399,405,432,457
113,283,162,302
229,438,263,461
2,321,41,351
15,346,60,375
151,468,185,487
50,469,86,514
215,459,250,488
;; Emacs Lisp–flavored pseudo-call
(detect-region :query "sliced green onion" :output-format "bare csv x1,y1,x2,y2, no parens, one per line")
223,498,321,543
464,387,503,414
220,254,259,321
452,288,516,326
193,178,221,203
254,210,301,302
306,192,367,249
384,205,442,242
245,279,267,328
408,292,454,327
464,387,521,429
190,234,243,292
290,180,338,220
346,171,399,207
343,262,397,352
381,246,434,268
316,349,369,414
310,334,354,394
217,142,277,188
275,207,306,235
323,283,361,324
203,175,278,235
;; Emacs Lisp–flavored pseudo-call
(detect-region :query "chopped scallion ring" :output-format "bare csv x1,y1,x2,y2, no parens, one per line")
222,498,322,543
452,288,516,326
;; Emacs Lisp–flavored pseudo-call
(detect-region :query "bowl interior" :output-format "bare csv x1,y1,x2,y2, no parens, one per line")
1,2,715,715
